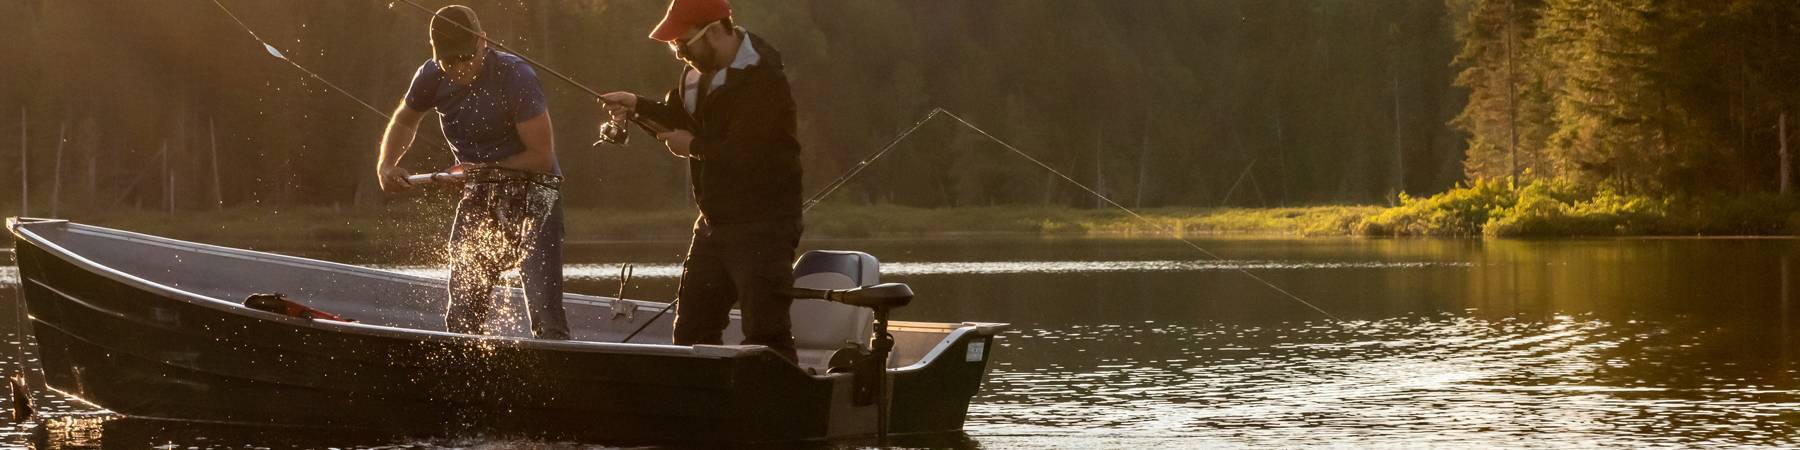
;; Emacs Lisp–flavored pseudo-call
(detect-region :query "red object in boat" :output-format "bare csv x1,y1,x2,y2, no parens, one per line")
243,293,356,322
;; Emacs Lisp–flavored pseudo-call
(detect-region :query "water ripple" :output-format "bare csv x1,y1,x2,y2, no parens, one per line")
970,315,1800,447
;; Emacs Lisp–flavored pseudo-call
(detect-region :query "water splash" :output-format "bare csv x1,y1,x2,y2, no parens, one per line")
444,178,557,336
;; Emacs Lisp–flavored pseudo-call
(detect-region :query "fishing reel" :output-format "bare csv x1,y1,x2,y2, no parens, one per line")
595,117,632,147
593,111,672,148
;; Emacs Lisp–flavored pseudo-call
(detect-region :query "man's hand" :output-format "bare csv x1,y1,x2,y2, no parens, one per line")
379,100,426,190
657,130,695,159
378,166,413,193
599,91,638,123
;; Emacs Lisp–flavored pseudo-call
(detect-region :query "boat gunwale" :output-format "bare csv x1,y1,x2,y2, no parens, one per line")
7,218,1006,370
8,219,714,358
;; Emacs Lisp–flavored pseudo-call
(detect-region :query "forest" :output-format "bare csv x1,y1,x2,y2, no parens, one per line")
1,1,1797,236
1,0,1467,213
1455,0,1799,194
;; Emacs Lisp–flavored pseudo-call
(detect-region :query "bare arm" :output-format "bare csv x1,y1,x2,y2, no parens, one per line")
378,100,429,192
498,110,556,174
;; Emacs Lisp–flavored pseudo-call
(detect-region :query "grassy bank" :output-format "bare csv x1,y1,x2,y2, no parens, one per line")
61,203,1381,244
44,182,1800,243
1357,179,1800,237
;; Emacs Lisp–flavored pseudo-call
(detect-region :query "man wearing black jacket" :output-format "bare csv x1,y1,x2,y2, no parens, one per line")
600,0,803,363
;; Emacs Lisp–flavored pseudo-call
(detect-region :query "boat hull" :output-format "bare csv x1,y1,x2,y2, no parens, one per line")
8,219,1003,445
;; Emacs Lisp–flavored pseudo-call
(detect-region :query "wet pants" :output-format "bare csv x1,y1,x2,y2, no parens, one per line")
446,179,568,339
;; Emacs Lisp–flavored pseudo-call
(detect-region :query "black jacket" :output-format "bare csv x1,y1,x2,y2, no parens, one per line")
636,32,802,225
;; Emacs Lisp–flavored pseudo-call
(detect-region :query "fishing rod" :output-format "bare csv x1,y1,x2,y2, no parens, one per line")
801,108,1343,321
405,171,465,185
381,0,694,340
221,0,1337,321
382,0,649,147
801,109,946,212
9,259,34,422
385,0,609,101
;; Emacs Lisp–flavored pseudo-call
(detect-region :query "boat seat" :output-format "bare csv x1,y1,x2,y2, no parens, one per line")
790,251,879,353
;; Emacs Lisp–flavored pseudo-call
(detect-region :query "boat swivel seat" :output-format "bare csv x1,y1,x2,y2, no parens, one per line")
790,250,880,367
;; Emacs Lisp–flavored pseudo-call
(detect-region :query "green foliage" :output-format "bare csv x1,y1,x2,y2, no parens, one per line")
1660,194,1800,236
1073,206,1381,237
77,195,1800,241
1484,182,1668,236
80,203,1394,243
1357,179,1517,236
1354,179,1799,237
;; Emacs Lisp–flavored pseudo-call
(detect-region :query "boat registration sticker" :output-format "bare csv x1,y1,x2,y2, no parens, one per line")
966,341,985,362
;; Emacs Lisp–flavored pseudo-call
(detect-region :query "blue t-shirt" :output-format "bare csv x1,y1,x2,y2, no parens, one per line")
404,50,555,172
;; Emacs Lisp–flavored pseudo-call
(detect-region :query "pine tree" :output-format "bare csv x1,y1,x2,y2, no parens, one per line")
1450,0,1551,183
1537,0,1669,191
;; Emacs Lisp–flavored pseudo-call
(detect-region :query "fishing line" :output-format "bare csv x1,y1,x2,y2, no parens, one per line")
379,1,681,339
8,253,36,420
217,0,1338,321
212,0,571,338
384,0,611,101
384,0,641,147
806,108,1342,321
632,108,950,339
208,0,455,155
802,108,945,212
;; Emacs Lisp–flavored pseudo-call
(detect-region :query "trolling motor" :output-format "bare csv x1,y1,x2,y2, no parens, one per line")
783,282,913,445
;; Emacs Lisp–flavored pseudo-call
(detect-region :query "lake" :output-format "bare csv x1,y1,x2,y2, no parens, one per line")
2,235,1797,448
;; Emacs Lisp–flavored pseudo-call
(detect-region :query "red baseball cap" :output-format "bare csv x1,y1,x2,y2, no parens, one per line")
650,0,732,42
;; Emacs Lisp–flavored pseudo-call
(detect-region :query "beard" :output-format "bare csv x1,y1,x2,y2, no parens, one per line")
679,41,720,73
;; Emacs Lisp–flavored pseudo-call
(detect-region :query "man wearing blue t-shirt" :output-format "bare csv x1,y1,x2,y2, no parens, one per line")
376,5,569,340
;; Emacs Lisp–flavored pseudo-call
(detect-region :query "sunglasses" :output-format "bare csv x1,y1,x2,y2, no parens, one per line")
669,21,719,57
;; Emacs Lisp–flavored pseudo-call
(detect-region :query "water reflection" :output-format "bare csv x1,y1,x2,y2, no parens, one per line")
375,259,1476,281
4,236,1799,447
975,315,1800,446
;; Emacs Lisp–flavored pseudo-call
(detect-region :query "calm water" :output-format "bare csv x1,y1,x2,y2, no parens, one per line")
2,236,1798,448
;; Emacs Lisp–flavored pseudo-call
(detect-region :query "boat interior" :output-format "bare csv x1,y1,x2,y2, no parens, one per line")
11,219,974,372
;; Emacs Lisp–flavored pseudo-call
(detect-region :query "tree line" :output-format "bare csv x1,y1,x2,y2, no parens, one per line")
1454,0,1800,194
19,1,1779,217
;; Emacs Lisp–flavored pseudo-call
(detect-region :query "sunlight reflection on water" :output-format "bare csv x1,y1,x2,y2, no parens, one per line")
374,259,1476,281
969,315,1800,446
5,236,1799,448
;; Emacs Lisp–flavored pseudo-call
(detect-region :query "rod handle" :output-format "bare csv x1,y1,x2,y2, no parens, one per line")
404,172,465,185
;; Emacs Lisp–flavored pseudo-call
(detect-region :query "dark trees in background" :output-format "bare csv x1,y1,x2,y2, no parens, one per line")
23,1,1790,215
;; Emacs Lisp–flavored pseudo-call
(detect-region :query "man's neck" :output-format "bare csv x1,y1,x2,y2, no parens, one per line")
713,31,743,71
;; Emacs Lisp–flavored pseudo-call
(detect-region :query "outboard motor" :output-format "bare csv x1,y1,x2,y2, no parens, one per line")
786,252,912,446
790,251,880,353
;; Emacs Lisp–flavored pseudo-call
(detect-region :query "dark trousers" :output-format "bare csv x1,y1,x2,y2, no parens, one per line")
673,217,803,363
446,181,568,339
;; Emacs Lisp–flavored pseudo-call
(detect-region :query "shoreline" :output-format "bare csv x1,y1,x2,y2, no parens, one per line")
17,201,1796,245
